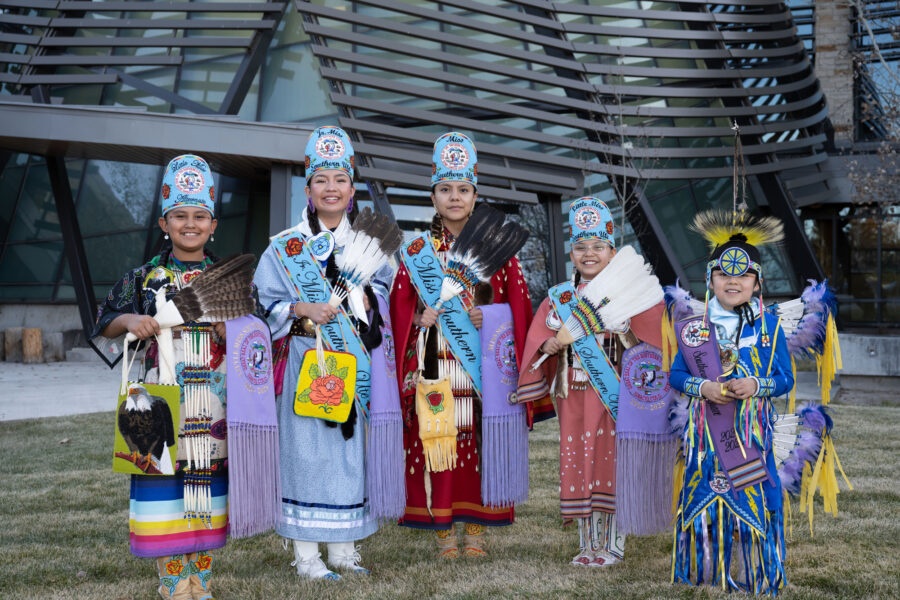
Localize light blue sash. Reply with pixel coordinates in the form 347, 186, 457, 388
271, 231, 371, 421
399, 232, 482, 396
549, 282, 619, 420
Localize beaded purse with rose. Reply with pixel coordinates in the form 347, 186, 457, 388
294, 329, 357, 423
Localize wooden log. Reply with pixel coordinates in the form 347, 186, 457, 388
4, 327, 22, 362
23, 327, 43, 363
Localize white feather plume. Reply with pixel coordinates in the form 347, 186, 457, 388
530, 246, 663, 371
570, 245, 663, 334
328, 208, 402, 314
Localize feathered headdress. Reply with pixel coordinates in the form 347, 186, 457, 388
690, 210, 784, 253
689, 123, 786, 345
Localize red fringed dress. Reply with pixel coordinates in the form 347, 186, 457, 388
390, 228, 551, 529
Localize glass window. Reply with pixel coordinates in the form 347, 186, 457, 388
177, 56, 241, 112
0, 156, 28, 243
238, 70, 260, 121
260, 44, 335, 122
219, 188, 249, 218
272, 1, 309, 47
7, 161, 61, 243
76, 160, 160, 235
0, 240, 64, 284
208, 216, 246, 257
50, 84, 104, 106
651, 185, 708, 265
77, 232, 149, 285
102, 67, 177, 113
0, 285, 57, 301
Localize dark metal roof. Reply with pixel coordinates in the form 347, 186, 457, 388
0, 100, 312, 178
293, 0, 835, 284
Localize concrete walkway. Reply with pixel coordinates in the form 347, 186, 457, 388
0, 359, 837, 422
0, 361, 124, 421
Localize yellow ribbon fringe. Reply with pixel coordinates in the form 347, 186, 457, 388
661, 313, 678, 372
816, 315, 842, 405
797, 433, 853, 536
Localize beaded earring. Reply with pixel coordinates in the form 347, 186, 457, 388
307, 197, 316, 213
347, 197, 354, 214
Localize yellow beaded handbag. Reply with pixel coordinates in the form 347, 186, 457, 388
294, 327, 357, 423
414, 328, 458, 472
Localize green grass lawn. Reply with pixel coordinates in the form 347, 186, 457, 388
1, 403, 897, 599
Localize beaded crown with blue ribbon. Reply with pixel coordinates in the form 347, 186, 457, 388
161, 154, 215, 216
305, 125, 354, 182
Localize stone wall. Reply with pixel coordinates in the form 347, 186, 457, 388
815, 1, 854, 142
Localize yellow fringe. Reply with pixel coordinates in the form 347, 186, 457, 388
798, 433, 853, 535
661, 314, 678, 371
422, 438, 458, 473
816, 314, 842, 405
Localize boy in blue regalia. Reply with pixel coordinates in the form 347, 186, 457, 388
667, 210, 794, 595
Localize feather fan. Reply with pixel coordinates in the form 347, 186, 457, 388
530, 246, 663, 371
690, 209, 784, 249
328, 207, 403, 323
124, 253, 256, 343
436, 205, 529, 308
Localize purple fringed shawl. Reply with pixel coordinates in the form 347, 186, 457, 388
225, 316, 280, 538
615, 343, 678, 535
479, 303, 529, 508
365, 295, 406, 521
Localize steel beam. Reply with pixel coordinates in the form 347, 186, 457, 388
219, 1, 288, 116
46, 155, 98, 338
269, 163, 292, 236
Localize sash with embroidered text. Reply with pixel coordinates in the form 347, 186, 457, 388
548, 282, 620, 420
399, 232, 482, 396
675, 316, 769, 491
271, 231, 371, 421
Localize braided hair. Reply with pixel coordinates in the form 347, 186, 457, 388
306, 203, 384, 439
429, 212, 444, 245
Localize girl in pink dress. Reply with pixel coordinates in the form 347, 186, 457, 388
517, 197, 662, 567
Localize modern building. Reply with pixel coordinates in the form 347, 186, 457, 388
0, 0, 896, 346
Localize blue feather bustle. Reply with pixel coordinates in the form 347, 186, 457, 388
776, 403, 833, 495
767, 280, 837, 359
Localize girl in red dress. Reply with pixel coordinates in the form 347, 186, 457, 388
390, 132, 547, 559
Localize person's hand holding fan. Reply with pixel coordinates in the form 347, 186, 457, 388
328, 207, 403, 324
124, 253, 257, 345
531, 246, 663, 371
